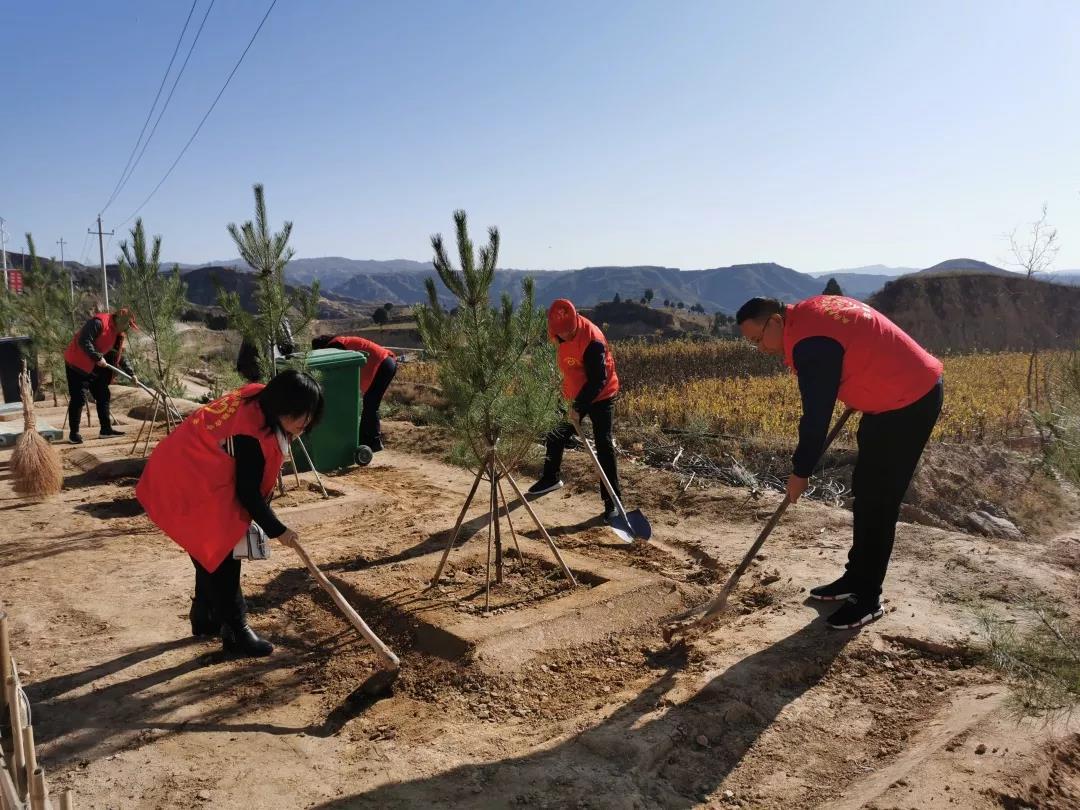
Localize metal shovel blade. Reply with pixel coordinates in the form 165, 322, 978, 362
610, 508, 652, 543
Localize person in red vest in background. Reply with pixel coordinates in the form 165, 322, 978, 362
311, 334, 397, 452
137, 369, 324, 657
63, 307, 139, 444
737, 295, 943, 630
527, 299, 623, 522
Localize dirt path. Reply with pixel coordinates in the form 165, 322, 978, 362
1, 415, 1078, 808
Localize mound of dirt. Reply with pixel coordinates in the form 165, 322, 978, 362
905, 443, 1076, 540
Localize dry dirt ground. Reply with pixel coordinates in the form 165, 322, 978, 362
2, 407, 1079, 809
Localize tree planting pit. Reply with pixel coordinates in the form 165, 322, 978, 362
325, 540, 706, 673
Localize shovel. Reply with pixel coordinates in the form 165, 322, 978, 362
290, 538, 401, 695
572, 421, 651, 544
663, 408, 854, 643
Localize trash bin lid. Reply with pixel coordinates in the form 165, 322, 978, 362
295, 348, 367, 369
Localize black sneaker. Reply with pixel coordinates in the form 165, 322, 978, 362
526, 478, 563, 498
69, 433, 84, 445
809, 576, 856, 602
99, 427, 125, 437
601, 505, 619, 522
826, 598, 884, 630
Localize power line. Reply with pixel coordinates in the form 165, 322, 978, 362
100, 0, 200, 215
116, 0, 280, 229
105, 0, 217, 216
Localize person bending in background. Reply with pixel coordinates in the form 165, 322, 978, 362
311, 334, 397, 452
63, 306, 139, 443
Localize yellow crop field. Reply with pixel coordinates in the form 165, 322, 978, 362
618, 347, 1048, 443
399, 340, 1054, 443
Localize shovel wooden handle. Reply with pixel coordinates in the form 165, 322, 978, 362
670, 408, 855, 635
571, 421, 630, 524
290, 541, 400, 672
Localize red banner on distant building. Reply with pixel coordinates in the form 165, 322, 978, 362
6, 270, 23, 293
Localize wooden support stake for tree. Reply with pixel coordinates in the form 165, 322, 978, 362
497, 459, 577, 587
288, 447, 302, 490
135, 395, 161, 458
61, 788, 75, 810
22, 726, 36, 797
4, 677, 26, 800
496, 474, 524, 572
0, 761, 22, 810
491, 456, 503, 584
430, 463, 486, 587
28, 766, 48, 810
0, 612, 9, 717
292, 438, 328, 499
484, 453, 495, 612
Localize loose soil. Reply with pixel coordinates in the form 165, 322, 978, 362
1, 405, 1078, 808
436, 551, 592, 615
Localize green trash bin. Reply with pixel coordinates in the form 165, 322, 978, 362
283, 348, 368, 472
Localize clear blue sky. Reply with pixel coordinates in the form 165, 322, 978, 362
4, 0, 1080, 272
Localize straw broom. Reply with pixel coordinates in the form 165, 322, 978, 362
11, 361, 63, 498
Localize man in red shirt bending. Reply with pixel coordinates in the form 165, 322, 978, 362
63, 307, 139, 443
311, 334, 397, 452
527, 299, 623, 523
737, 295, 943, 630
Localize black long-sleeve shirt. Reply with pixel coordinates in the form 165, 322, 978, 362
573, 340, 609, 412
77, 317, 133, 375
232, 434, 287, 538
791, 336, 844, 478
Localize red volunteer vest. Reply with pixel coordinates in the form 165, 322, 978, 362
555, 315, 620, 403
782, 296, 943, 414
63, 313, 126, 373
328, 336, 395, 394
136, 384, 285, 572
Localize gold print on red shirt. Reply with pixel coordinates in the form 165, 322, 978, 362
192, 390, 243, 431
818, 296, 872, 325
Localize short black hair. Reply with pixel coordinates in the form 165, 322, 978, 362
249, 369, 325, 435
311, 335, 336, 350
735, 297, 785, 325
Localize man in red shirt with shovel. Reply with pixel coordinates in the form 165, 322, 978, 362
62, 307, 139, 443
527, 299, 623, 523
737, 295, 943, 630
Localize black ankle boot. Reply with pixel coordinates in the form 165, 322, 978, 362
221, 622, 274, 657
189, 599, 218, 637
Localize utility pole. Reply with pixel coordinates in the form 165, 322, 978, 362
58, 236, 73, 308
0, 217, 8, 291
89, 215, 114, 309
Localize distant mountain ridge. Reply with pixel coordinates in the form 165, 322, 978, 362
813, 264, 917, 278
150, 255, 1080, 314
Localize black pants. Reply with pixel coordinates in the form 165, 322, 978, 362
847, 380, 943, 601
191, 555, 246, 627
542, 397, 621, 509
66, 363, 111, 434
360, 357, 397, 449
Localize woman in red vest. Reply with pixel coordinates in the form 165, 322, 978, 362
737, 295, 943, 630
311, 334, 397, 451
527, 299, 623, 522
136, 370, 325, 657
62, 307, 139, 443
